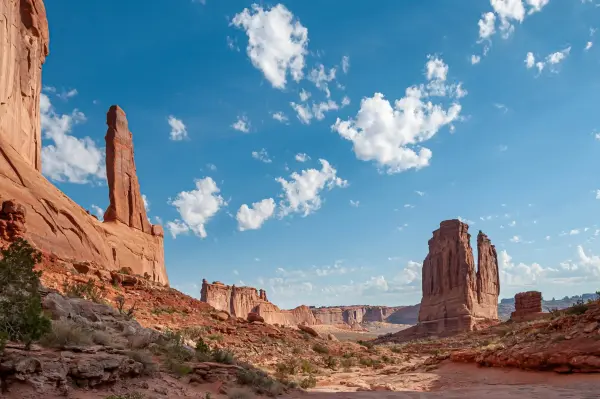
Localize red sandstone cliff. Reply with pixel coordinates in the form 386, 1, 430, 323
0, 0, 168, 284
311, 305, 416, 326
201, 280, 317, 326
418, 220, 499, 333
0, 0, 48, 172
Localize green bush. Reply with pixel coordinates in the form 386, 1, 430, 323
324, 356, 337, 370
212, 348, 235, 364
127, 350, 157, 375
63, 278, 105, 303
0, 239, 51, 348
236, 367, 284, 396
300, 359, 317, 374
300, 375, 317, 389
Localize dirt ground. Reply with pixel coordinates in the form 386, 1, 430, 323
285, 362, 600, 398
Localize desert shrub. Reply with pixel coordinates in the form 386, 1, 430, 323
127, 350, 157, 376
39, 319, 92, 348
63, 278, 105, 303
208, 333, 224, 342
212, 348, 235, 364
275, 359, 299, 376
115, 295, 136, 320
390, 345, 403, 354
357, 340, 374, 349
195, 337, 210, 354
359, 357, 373, 367
299, 375, 317, 389
236, 367, 284, 396
180, 326, 208, 341
92, 330, 111, 346
151, 306, 178, 315
340, 357, 355, 370
227, 388, 255, 399
566, 300, 589, 315
312, 343, 329, 354
0, 239, 51, 348
127, 333, 154, 349
292, 347, 301, 354
300, 359, 317, 374
324, 356, 337, 370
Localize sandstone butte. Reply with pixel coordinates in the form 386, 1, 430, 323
200, 279, 317, 326
418, 219, 500, 334
311, 305, 418, 326
511, 290, 548, 322
0, 0, 168, 284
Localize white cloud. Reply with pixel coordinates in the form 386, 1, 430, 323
251, 148, 273, 163
308, 64, 337, 97
526, 0, 550, 14
341, 55, 350, 74
56, 88, 78, 101
525, 52, 536, 68
570, 229, 580, 235
478, 12, 497, 40
236, 198, 276, 231
312, 100, 339, 120
272, 111, 288, 123
491, 0, 525, 37
349, 200, 360, 207
276, 159, 347, 217
142, 194, 150, 212
295, 153, 310, 162
90, 204, 104, 220
206, 163, 217, 171
290, 102, 313, 124
299, 89, 311, 102
510, 235, 521, 243
415, 191, 425, 196
168, 115, 188, 141
471, 54, 481, 64
508, 220, 516, 227
458, 216, 475, 225
40, 93, 106, 184
545, 235, 551, 240
332, 56, 463, 174
167, 177, 226, 238
341, 96, 351, 107
526, 47, 571, 74
404, 204, 415, 209
231, 4, 308, 89
585, 41, 593, 51
232, 116, 250, 133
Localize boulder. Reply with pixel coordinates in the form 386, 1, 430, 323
298, 324, 319, 337
247, 312, 264, 323
212, 311, 230, 321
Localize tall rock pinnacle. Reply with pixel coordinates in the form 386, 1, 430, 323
418, 219, 499, 333
103, 105, 152, 233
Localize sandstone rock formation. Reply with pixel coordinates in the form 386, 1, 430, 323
104, 106, 151, 233
0, 0, 49, 172
418, 220, 499, 334
201, 279, 317, 326
511, 291, 545, 322
0, 0, 168, 284
311, 305, 415, 326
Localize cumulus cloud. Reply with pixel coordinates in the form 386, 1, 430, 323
585, 41, 593, 51
525, 47, 570, 74
40, 93, 106, 184
167, 177, 226, 238
471, 55, 481, 65
272, 111, 288, 123
295, 153, 310, 162
349, 200, 360, 207
142, 194, 150, 212
308, 64, 337, 97
231, 4, 308, 89
251, 148, 273, 163
232, 116, 250, 133
290, 100, 340, 124
341, 56, 350, 74
478, 12, 497, 40
168, 116, 188, 141
277, 159, 347, 217
331, 56, 463, 174
236, 198, 276, 231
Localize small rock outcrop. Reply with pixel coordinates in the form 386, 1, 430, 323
418, 220, 500, 334
0, 199, 27, 241
511, 291, 545, 322
104, 106, 152, 234
200, 279, 317, 326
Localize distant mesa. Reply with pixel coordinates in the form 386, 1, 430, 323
0, 0, 168, 284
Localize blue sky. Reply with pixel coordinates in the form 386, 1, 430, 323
39, 0, 600, 309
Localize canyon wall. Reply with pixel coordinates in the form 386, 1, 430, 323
0, 0, 168, 284
418, 220, 499, 334
312, 305, 415, 326
201, 280, 317, 326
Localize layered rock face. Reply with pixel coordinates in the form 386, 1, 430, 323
0, 0, 168, 284
418, 220, 499, 334
0, 0, 49, 172
312, 305, 412, 326
201, 280, 317, 326
511, 291, 544, 322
